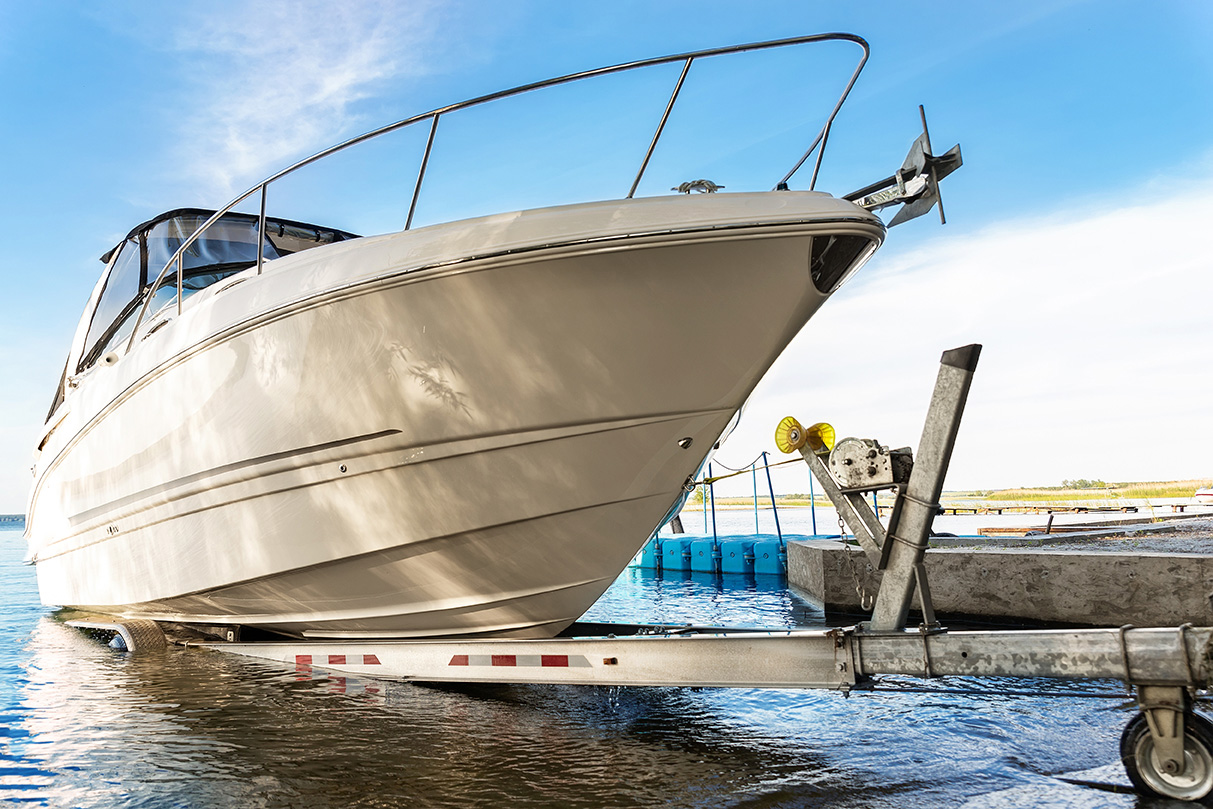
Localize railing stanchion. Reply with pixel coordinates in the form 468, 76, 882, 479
763, 451, 783, 545
627, 57, 692, 199
752, 461, 759, 533
809, 462, 818, 535
708, 463, 717, 541
406, 114, 440, 230
257, 185, 268, 276
781, 38, 869, 191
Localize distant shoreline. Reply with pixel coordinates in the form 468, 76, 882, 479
695, 478, 1212, 509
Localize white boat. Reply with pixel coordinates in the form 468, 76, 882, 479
24, 35, 958, 639
1197, 488, 1213, 504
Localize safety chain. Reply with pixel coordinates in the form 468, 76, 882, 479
839, 515, 874, 611
708, 453, 765, 473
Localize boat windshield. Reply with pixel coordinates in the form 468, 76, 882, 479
58, 210, 356, 410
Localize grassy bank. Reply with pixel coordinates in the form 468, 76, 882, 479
966, 479, 1210, 502
693, 479, 1211, 509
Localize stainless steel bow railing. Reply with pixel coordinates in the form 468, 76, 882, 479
127, 33, 869, 351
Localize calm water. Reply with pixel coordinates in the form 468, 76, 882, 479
0, 519, 1170, 808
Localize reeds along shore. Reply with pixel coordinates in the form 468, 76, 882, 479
696, 479, 1212, 509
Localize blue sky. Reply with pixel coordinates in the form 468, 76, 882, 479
1, 1, 1211, 511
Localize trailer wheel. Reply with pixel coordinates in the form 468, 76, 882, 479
121, 619, 167, 652
1121, 711, 1213, 801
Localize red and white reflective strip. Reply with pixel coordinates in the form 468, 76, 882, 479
448, 654, 591, 668
295, 653, 381, 667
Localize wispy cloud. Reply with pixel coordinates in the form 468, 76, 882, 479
716, 168, 1213, 491
166, 0, 441, 201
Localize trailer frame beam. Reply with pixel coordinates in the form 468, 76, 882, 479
194, 623, 1213, 693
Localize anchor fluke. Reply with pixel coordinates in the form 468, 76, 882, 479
845, 105, 962, 227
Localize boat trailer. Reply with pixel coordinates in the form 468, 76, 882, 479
68, 344, 1213, 801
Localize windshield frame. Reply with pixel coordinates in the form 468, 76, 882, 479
46, 209, 357, 421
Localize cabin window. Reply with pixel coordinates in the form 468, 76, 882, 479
45, 362, 68, 424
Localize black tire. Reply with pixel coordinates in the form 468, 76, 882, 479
1121, 711, 1213, 801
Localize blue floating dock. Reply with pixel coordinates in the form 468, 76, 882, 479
637, 537, 661, 569
719, 539, 755, 574
637, 533, 841, 578
752, 538, 786, 575
660, 537, 694, 572
689, 539, 720, 573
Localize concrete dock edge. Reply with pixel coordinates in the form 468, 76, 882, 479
787, 539, 1213, 626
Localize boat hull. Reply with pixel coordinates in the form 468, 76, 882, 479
27, 193, 884, 638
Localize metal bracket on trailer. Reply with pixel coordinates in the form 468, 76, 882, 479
1138, 685, 1190, 776
867, 344, 979, 631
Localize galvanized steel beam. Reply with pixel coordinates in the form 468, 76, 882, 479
868, 344, 980, 631
855, 626, 1212, 687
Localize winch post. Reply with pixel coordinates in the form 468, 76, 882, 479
868, 344, 980, 631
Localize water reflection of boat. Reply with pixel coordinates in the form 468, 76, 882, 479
25, 34, 955, 639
